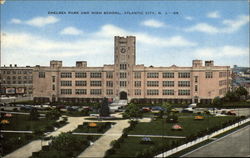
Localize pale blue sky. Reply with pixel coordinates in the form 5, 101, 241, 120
1, 0, 249, 67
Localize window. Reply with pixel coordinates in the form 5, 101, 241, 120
61, 72, 72, 78
61, 89, 72, 94
178, 81, 190, 87
23, 71, 27, 74
39, 72, 45, 78
106, 89, 113, 95
162, 90, 174, 95
28, 80, 32, 84
90, 89, 102, 95
147, 72, 159, 78
12, 76, 16, 80
134, 89, 141, 95
134, 72, 141, 78
75, 89, 87, 95
120, 64, 127, 70
163, 72, 174, 78
134, 81, 141, 87
52, 85, 55, 90
90, 81, 102, 86
178, 90, 190, 95
120, 81, 127, 87
120, 72, 127, 78
61, 81, 72, 86
52, 76, 56, 82
219, 80, 227, 86
147, 81, 159, 87
90, 72, 102, 78
12, 81, 16, 84
219, 72, 227, 78
106, 81, 113, 87
195, 85, 198, 92
205, 72, 213, 78
195, 76, 198, 83
178, 72, 190, 78
163, 81, 174, 87
12, 71, 16, 74
106, 72, 113, 78
23, 76, 27, 80
18, 71, 22, 74
147, 89, 159, 95
7, 71, 10, 74
75, 72, 87, 78
7, 76, 11, 80
75, 81, 87, 86
18, 76, 22, 79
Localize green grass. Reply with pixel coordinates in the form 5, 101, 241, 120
1, 133, 39, 156
107, 115, 237, 157
31, 135, 93, 158
128, 116, 236, 136
108, 137, 178, 158
1, 114, 65, 131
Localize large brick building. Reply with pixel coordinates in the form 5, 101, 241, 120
31, 36, 231, 104
33, 36, 231, 102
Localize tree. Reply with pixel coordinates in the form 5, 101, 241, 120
29, 108, 39, 120
51, 133, 84, 151
212, 96, 222, 106
235, 86, 248, 98
224, 91, 240, 102
99, 97, 110, 117
162, 102, 172, 116
122, 103, 142, 120
46, 109, 61, 120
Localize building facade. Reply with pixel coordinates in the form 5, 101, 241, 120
31, 36, 231, 104
0, 64, 33, 97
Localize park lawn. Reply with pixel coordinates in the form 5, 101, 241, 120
1, 114, 60, 131
73, 122, 115, 133
31, 135, 98, 158
1, 133, 39, 156
108, 137, 178, 158
128, 116, 236, 136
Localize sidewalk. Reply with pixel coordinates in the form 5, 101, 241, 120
77, 120, 130, 158
3, 116, 86, 158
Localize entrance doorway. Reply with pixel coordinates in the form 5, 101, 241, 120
119, 91, 127, 100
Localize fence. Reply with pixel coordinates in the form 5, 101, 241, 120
155, 117, 250, 157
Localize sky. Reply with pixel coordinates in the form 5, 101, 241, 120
0, 0, 249, 67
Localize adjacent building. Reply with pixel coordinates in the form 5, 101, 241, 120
31, 36, 231, 104
0, 64, 33, 97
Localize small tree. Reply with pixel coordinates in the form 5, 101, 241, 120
122, 103, 142, 120
235, 86, 248, 98
29, 108, 39, 121
212, 96, 222, 107
46, 109, 61, 120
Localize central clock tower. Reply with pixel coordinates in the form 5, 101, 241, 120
114, 36, 136, 101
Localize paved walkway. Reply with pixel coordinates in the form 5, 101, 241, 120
73, 132, 185, 138
77, 120, 130, 158
3, 116, 86, 158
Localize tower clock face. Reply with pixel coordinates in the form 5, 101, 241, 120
120, 48, 126, 53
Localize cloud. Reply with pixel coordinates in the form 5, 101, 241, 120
185, 23, 219, 34
207, 11, 221, 18
185, 15, 249, 34
96, 24, 197, 47
26, 16, 59, 27
194, 46, 249, 59
60, 27, 83, 35
185, 16, 194, 21
10, 18, 22, 24
10, 16, 59, 27
141, 19, 166, 28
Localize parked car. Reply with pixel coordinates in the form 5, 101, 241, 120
142, 107, 151, 112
